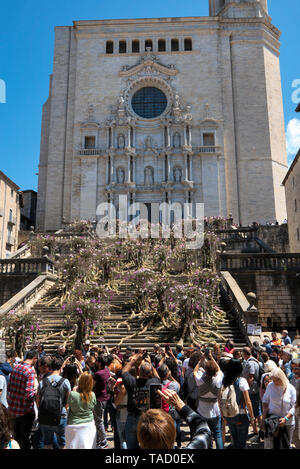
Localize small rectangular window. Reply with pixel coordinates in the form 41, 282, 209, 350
132, 40, 140, 53
85, 136, 96, 149
119, 41, 127, 54
145, 40, 153, 52
203, 133, 215, 146
297, 228, 300, 241
171, 39, 179, 52
184, 38, 192, 51
158, 39, 166, 52
106, 41, 114, 54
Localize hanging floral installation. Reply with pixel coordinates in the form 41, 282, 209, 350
1, 218, 227, 350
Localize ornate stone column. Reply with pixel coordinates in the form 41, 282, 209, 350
127, 154, 131, 183
184, 153, 189, 181
184, 126, 188, 147
110, 153, 115, 183
167, 153, 172, 181
127, 126, 131, 149
189, 153, 193, 181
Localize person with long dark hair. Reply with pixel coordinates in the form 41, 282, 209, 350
221, 359, 255, 449
0, 404, 20, 450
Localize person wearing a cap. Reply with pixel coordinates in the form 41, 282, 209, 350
262, 337, 273, 356
82, 341, 91, 359
282, 330, 292, 346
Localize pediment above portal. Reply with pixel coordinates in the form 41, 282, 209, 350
120, 54, 178, 78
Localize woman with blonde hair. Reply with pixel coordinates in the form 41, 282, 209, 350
65, 372, 97, 449
262, 368, 296, 449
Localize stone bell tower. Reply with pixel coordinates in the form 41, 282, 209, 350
209, 0, 269, 18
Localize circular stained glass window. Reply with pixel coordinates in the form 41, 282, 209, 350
131, 87, 167, 119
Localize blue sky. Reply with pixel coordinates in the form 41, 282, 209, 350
0, 0, 300, 191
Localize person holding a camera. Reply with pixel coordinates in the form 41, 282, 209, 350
121, 350, 160, 449
193, 349, 224, 449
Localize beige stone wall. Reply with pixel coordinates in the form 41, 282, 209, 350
284, 154, 300, 252
37, 14, 288, 232
0, 173, 20, 258
233, 271, 300, 330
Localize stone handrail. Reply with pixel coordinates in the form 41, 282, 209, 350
215, 227, 257, 241
0, 257, 56, 275
0, 273, 57, 319
220, 253, 300, 272
7, 244, 32, 259
220, 271, 252, 347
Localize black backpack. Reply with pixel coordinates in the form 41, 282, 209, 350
38, 377, 65, 426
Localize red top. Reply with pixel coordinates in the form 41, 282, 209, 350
7, 363, 36, 417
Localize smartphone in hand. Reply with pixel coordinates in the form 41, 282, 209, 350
149, 384, 162, 409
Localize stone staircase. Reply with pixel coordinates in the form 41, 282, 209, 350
30, 280, 247, 354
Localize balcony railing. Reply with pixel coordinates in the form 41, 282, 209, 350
220, 253, 300, 272
79, 148, 102, 156
0, 258, 56, 275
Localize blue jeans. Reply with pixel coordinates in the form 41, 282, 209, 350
39, 417, 67, 449
125, 414, 140, 449
206, 415, 224, 450
226, 414, 250, 449
116, 409, 127, 450
249, 393, 262, 418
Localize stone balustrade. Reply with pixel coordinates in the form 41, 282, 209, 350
0, 258, 56, 275
220, 272, 253, 345
0, 274, 57, 319
215, 227, 257, 241
220, 253, 300, 272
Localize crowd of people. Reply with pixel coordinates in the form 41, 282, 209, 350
0, 330, 300, 451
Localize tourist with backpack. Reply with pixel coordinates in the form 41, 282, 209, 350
220, 359, 255, 449
36, 356, 71, 450
193, 351, 224, 449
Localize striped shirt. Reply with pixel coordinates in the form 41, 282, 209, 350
7, 362, 36, 417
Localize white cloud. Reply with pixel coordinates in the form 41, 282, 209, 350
286, 118, 300, 165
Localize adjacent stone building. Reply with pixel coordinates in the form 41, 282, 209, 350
283, 149, 300, 253
20, 190, 37, 230
37, 0, 288, 232
0, 171, 21, 258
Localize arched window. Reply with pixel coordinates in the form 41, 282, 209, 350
158, 39, 166, 52
145, 39, 153, 51
106, 41, 114, 54
171, 39, 179, 52
132, 40, 140, 53
119, 41, 127, 54
184, 38, 192, 51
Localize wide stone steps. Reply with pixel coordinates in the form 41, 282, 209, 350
28, 278, 248, 353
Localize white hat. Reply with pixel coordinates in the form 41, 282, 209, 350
85, 340, 91, 345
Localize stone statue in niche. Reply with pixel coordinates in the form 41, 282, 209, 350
174, 167, 182, 183
174, 93, 181, 110
118, 134, 125, 149
117, 168, 125, 184
144, 136, 153, 150
118, 96, 125, 109
173, 133, 181, 148
145, 167, 154, 185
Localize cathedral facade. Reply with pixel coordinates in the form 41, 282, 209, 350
37, 0, 288, 232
